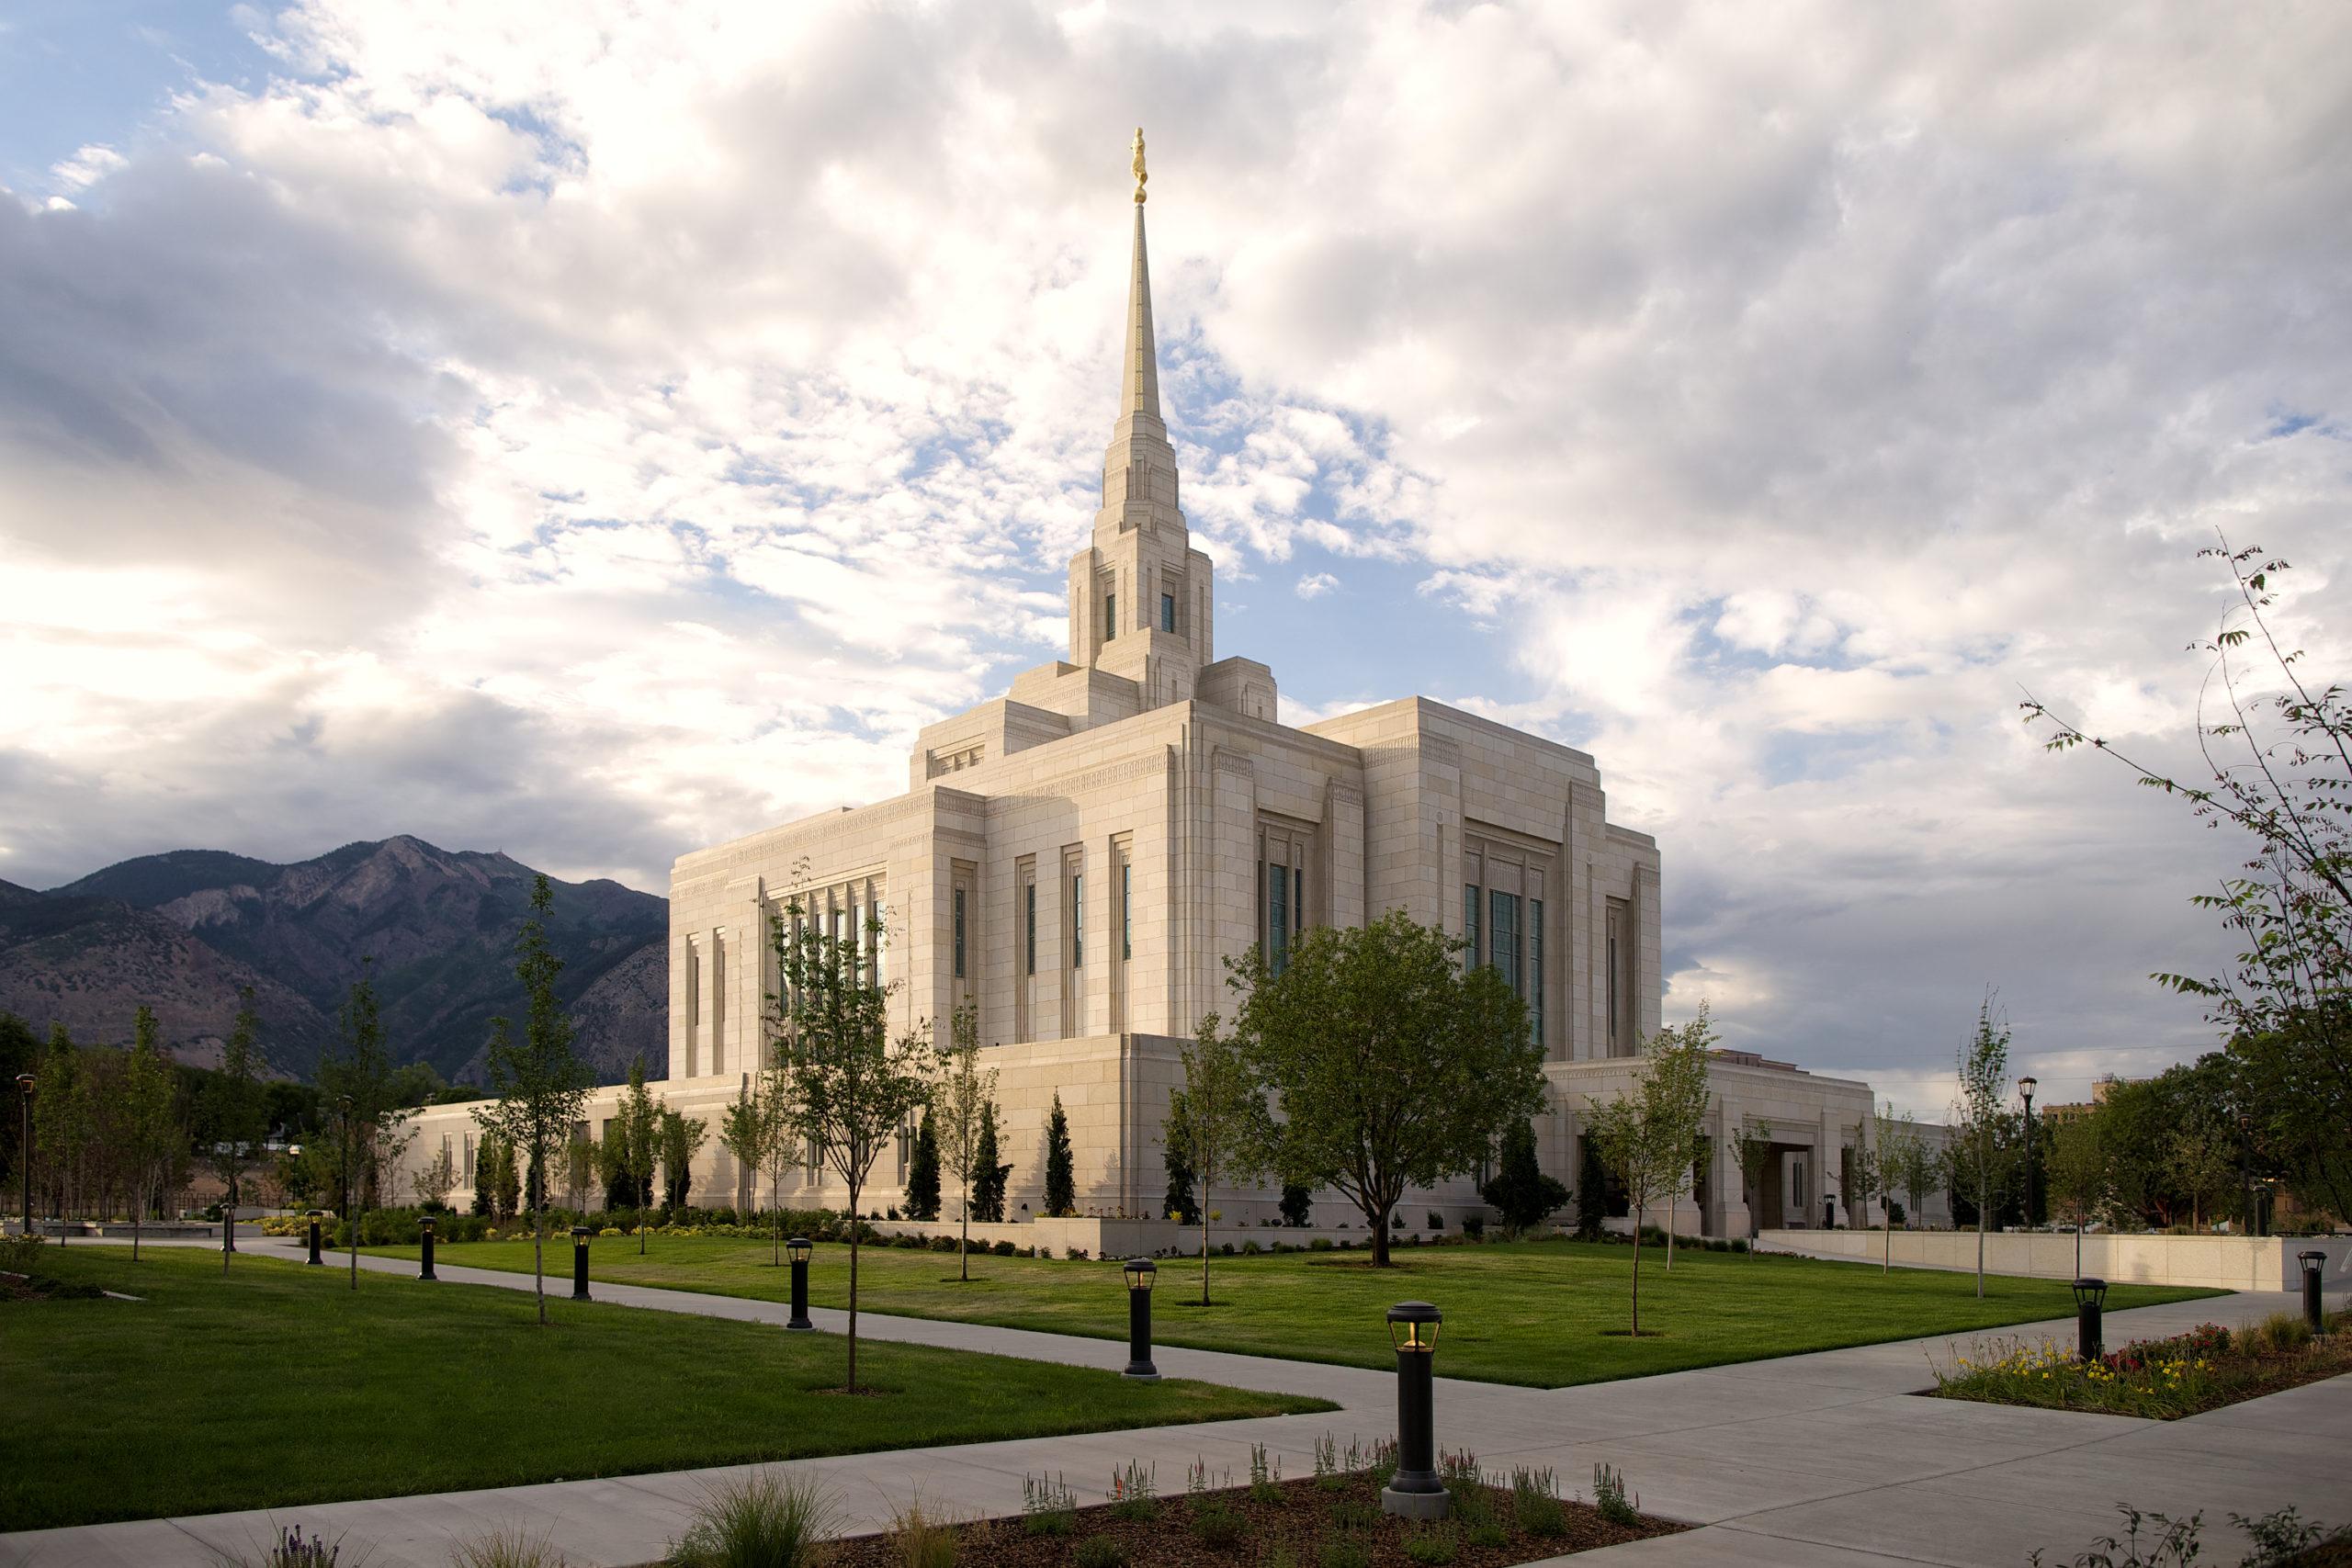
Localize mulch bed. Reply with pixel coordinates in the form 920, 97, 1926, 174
0, 1269, 107, 1303
828, 1473, 1683, 1568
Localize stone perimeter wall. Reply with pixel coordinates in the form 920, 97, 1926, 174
1758, 1227, 2352, 1292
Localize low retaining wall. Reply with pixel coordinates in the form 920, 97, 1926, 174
868, 1216, 1449, 1258
1758, 1227, 2352, 1292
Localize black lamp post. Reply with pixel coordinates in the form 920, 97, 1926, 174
2018, 1077, 2037, 1229
571, 1224, 593, 1301
419, 1214, 437, 1281
786, 1235, 814, 1331
2300, 1250, 2327, 1337
1381, 1301, 1447, 1520
1122, 1257, 1159, 1380
305, 1207, 324, 1267
2072, 1277, 2108, 1362
16, 1072, 35, 1239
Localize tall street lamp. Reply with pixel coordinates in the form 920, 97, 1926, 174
2018, 1077, 2038, 1231
1380, 1302, 1447, 1520
1121, 1257, 1159, 1380
16, 1072, 34, 1240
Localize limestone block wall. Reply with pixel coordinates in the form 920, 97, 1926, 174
1760, 1229, 2352, 1292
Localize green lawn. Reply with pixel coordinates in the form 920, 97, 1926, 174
0, 1247, 1331, 1533
364, 1232, 2221, 1389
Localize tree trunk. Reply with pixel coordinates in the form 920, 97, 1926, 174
846, 1186, 862, 1393
960, 1180, 970, 1282
639, 1179, 647, 1255
1883, 1204, 1892, 1272
131, 1178, 141, 1261
1371, 1202, 1391, 1267
534, 1211, 547, 1325
1629, 1199, 1642, 1336
1975, 1205, 1986, 1300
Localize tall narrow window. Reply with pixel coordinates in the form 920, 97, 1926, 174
953, 887, 967, 979
1530, 898, 1545, 1044
1607, 935, 1620, 1050
1070, 870, 1083, 968
1104, 592, 1115, 637
1160, 592, 1175, 633
1268, 855, 1289, 975
1463, 885, 1481, 970
1122, 862, 1133, 961
1025, 882, 1037, 976
1490, 890, 1521, 997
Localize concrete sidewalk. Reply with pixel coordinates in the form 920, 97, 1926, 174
5, 1238, 2342, 1568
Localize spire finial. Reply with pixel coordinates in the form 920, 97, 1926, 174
1131, 127, 1148, 204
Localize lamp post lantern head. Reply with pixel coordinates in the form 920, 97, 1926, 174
419, 1215, 435, 1233
2071, 1277, 2109, 1310
786, 1235, 813, 1265
571, 1224, 592, 1241
1387, 1300, 1442, 1353
1124, 1256, 1158, 1293
2300, 1249, 2326, 1280
15, 1072, 33, 1097
2018, 1076, 2037, 1101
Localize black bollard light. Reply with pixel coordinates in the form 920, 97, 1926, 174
2073, 1277, 2109, 1362
786, 1235, 814, 1331
306, 1209, 324, 1267
571, 1225, 593, 1301
419, 1215, 437, 1281
1122, 1257, 1159, 1381
1381, 1301, 1448, 1520
2300, 1250, 2327, 1337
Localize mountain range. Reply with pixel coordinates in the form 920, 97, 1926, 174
0, 837, 670, 1084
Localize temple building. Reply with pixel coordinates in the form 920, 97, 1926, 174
401, 141, 1923, 1241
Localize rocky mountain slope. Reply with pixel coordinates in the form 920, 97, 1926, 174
1, 838, 669, 1083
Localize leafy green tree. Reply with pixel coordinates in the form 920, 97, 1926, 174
1278, 1182, 1313, 1227
1648, 1008, 1717, 1270
1163, 1012, 1271, 1304
1949, 996, 2016, 1299
658, 1105, 708, 1211
1730, 1116, 1773, 1244
1480, 1116, 1568, 1236
1894, 1119, 1943, 1235
766, 894, 938, 1394
2023, 538, 2350, 1225
120, 1007, 180, 1262
933, 1002, 997, 1276
0, 1012, 34, 1213
1163, 1120, 1196, 1225
34, 1025, 89, 1245
1042, 1092, 1076, 1219
320, 961, 416, 1252
903, 1105, 941, 1222
619, 1055, 658, 1249
471, 874, 597, 1325
971, 1101, 1009, 1223
1573, 1137, 1610, 1240
2166, 1115, 2236, 1231
199, 990, 268, 1270
1232, 910, 1541, 1267
2043, 1112, 2110, 1277
1865, 1103, 1917, 1272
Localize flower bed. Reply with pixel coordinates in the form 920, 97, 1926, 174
824, 1446, 1682, 1568
1928, 1309, 2352, 1419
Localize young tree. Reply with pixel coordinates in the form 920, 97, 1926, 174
932, 1002, 997, 1279
199, 990, 267, 1271
1234, 911, 1542, 1267
2044, 1112, 2110, 1278
1730, 1116, 1773, 1246
1042, 1092, 1076, 1218
1585, 1015, 1713, 1332
1480, 1116, 1569, 1237
563, 1133, 594, 1213
1894, 1122, 1943, 1236
1949, 996, 2015, 1299
413, 1142, 458, 1212
120, 1007, 180, 1263
1573, 1137, 1610, 1240
619, 1055, 659, 1250
488, 1134, 522, 1224
33, 1025, 89, 1245
471, 874, 597, 1325
1163, 1012, 1271, 1305
755, 1062, 799, 1264
320, 961, 416, 1273
1163, 1122, 1197, 1224
2166, 1116, 2235, 1231
717, 1077, 763, 1217
658, 1105, 708, 1211
766, 896, 937, 1394
1865, 1103, 1916, 1273
903, 1105, 941, 1222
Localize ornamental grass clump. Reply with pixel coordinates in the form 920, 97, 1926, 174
666, 1473, 834, 1568
1510, 1467, 1568, 1538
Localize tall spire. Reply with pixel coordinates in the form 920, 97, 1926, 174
1095, 128, 1180, 543
1118, 197, 1162, 426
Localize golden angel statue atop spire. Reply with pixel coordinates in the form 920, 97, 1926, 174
1131, 126, 1148, 204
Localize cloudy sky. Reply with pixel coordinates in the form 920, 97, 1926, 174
3, 2, 2347, 1112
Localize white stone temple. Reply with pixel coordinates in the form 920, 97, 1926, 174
402, 144, 1932, 1241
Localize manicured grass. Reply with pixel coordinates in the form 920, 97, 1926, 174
366, 1231, 2221, 1389
0, 1247, 1331, 1532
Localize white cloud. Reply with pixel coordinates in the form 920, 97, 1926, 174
2, 0, 2347, 1111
